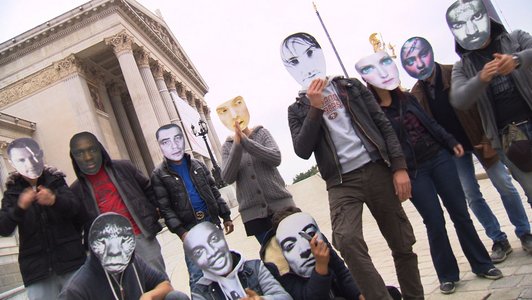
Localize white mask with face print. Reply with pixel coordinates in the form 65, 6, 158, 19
446, 0, 491, 50
355, 51, 400, 91
157, 125, 186, 162
281, 32, 326, 89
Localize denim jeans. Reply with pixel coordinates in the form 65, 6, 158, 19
26, 270, 76, 300
454, 152, 530, 241
135, 234, 166, 275
184, 247, 204, 289
410, 150, 494, 283
497, 121, 532, 206
328, 161, 423, 300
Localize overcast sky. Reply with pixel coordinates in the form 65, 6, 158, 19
1, 0, 530, 183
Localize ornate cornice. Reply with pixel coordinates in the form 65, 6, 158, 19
105, 30, 133, 56
0, 55, 85, 109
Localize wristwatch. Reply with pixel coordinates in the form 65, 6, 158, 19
512, 54, 521, 69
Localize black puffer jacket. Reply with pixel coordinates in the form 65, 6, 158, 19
0, 167, 86, 286
151, 154, 231, 237
288, 77, 406, 188
70, 141, 162, 238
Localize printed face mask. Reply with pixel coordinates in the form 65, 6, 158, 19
355, 51, 400, 90
281, 32, 326, 89
216, 96, 250, 132
276, 212, 323, 278
446, 0, 490, 50
8, 138, 44, 180
157, 125, 185, 162
89, 213, 136, 274
184, 222, 233, 277
70, 134, 103, 175
400, 37, 435, 80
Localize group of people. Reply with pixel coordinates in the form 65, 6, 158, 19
1, 0, 531, 299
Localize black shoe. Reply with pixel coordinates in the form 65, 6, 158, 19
490, 239, 512, 263
519, 233, 532, 252
440, 282, 455, 294
476, 268, 503, 280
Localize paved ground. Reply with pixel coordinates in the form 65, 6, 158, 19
160, 175, 532, 299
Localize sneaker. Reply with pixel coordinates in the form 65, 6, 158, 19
440, 282, 455, 294
490, 239, 512, 263
519, 233, 532, 252
476, 268, 503, 280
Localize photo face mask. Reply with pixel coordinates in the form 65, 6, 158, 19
400, 37, 435, 80
89, 213, 135, 274
446, 0, 490, 50
216, 96, 250, 132
70, 134, 103, 175
355, 51, 400, 90
281, 32, 326, 89
157, 125, 185, 162
184, 222, 233, 276
276, 212, 323, 278
8, 138, 44, 180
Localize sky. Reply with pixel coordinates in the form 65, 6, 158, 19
0, 0, 530, 183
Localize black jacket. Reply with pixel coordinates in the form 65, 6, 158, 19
151, 154, 231, 237
288, 77, 406, 188
0, 167, 86, 286
382, 93, 459, 176
70, 142, 162, 239
58, 253, 168, 299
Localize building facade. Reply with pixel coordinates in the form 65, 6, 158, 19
0, 0, 224, 293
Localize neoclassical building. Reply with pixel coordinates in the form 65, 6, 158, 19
0, 0, 224, 193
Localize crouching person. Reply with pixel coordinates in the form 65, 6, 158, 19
59, 213, 188, 300
184, 222, 292, 299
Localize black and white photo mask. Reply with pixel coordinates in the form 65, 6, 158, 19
8, 138, 44, 180
446, 0, 490, 50
276, 212, 323, 278
281, 32, 326, 89
156, 124, 186, 162
89, 213, 136, 274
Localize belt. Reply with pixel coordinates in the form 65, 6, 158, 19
195, 211, 206, 220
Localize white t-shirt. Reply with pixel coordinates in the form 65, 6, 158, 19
321, 82, 371, 174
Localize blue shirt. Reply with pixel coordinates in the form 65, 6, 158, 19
168, 159, 209, 216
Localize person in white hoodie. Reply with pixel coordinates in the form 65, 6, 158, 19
184, 222, 292, 300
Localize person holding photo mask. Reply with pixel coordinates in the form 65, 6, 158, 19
218, 96, 295, 245
1, 138, 86, 300
357, 53, 503, 294
283, 32, 423, 300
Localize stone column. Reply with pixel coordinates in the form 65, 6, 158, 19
196, 100, 222, 162
108, 84, 148, 175
122, 93, 155, 172
164, 74, 193, 153
55, 55, 105, 142
152, 63, 178, 124
134, 48, 170, 125
204, 106, 223, 160
105, 30, 162, 170
0, 141, 9, 194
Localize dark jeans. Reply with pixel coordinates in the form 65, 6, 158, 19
328, 161, 424, 300
410, 150, 494, 283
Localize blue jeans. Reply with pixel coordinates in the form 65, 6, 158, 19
26, 270, 76, 300
410, 150, 493, 283
454, 152, 530, 241
497, 121, 532, 206
184, 248, 204, 289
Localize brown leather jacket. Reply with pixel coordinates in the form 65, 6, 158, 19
411, 63, 499, 168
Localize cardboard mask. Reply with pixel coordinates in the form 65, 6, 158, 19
8, 138, 44, 180
216, 96, 250, 132
400, 37, 435, 80
355, 51, 400, 90
281, 32, 326, 89
276, 212, 324, 278
89, 213, 135, 274
184, 222, 233, 277
156, 124, 186, 162
446, 0, 490, 50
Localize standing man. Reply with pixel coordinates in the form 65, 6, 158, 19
151, 124, 233, 288
447, 0, 532, 213
282, 32, 423, 300
0, 138, 86, 299
404, 36, 532, 262
69, 131, 166, 274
